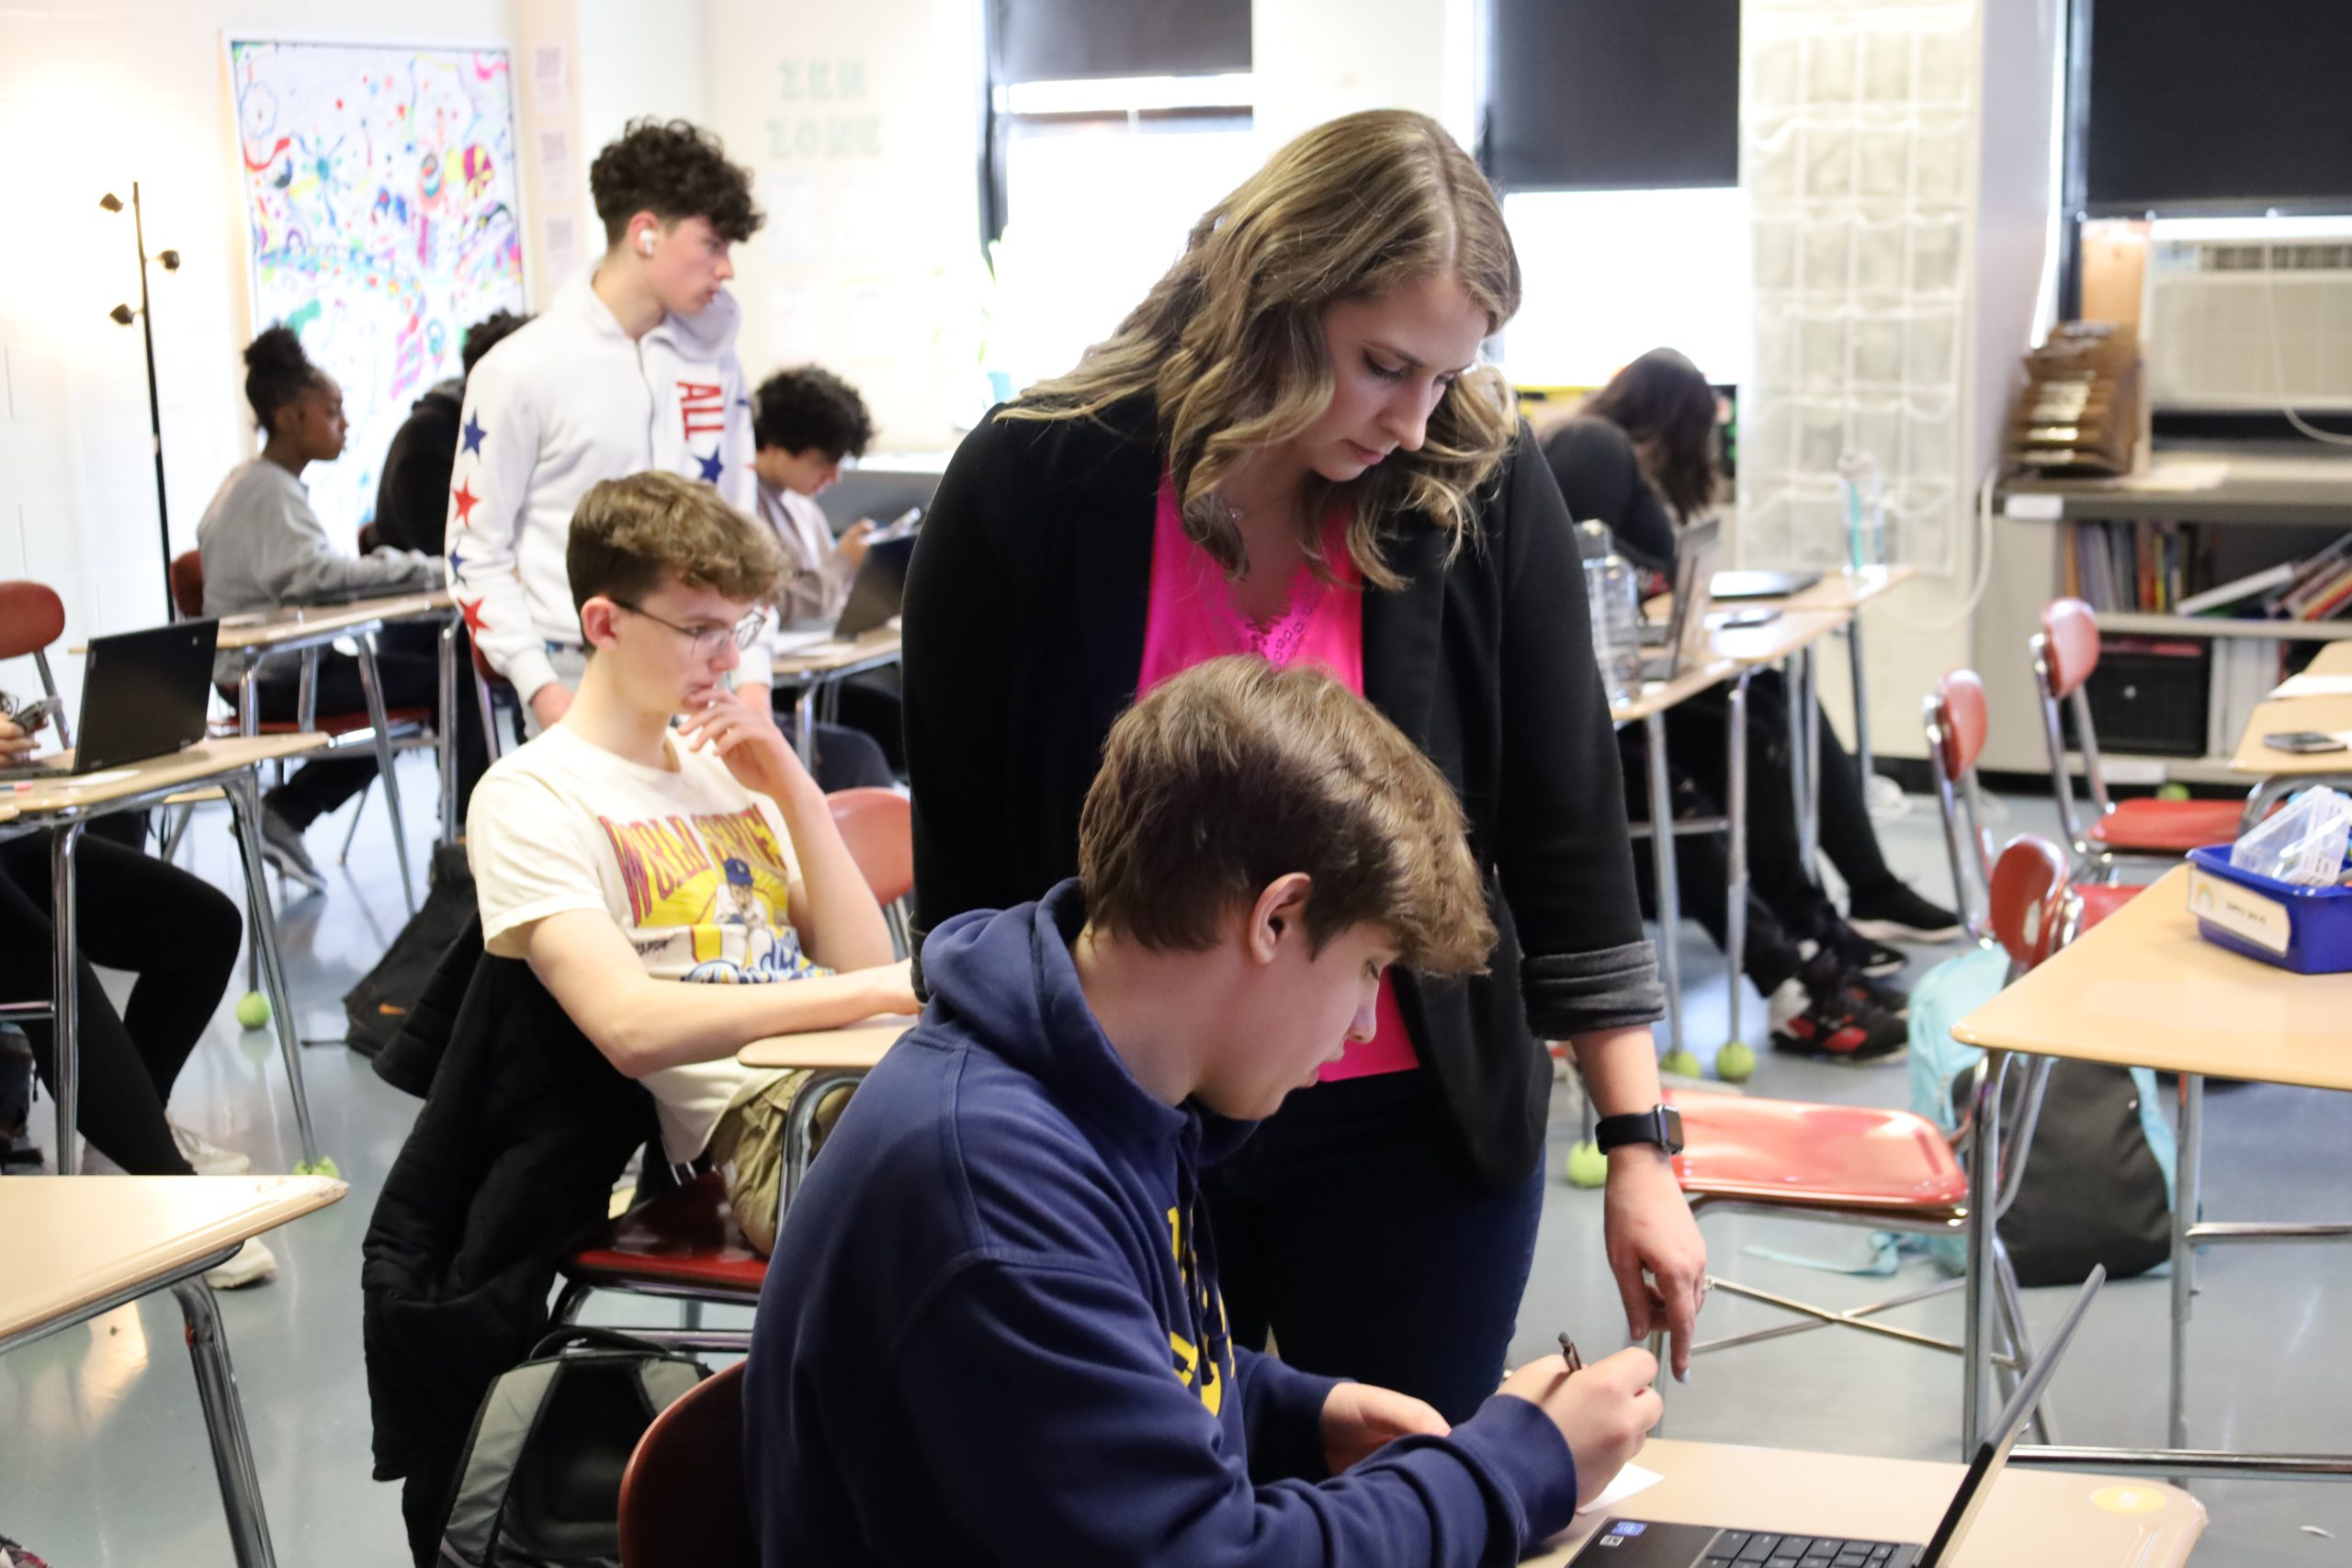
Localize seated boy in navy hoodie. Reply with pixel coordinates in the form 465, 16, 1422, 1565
746, 656, 1663, 1566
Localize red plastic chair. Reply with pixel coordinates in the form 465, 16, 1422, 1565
618, 1361, 754, 1568
0, 580, 73, 748
827, 786, 913, 955
553, 1171, 767, 1343
2030, 599, 2244, 873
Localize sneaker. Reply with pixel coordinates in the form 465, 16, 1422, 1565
1770, 980, 1907, 1066
170, 1118, 251, 1176
1847, 879, 1964, 944
203, 1236, 277, 1290
1798, 950, 1908, 1019
256, 801, 326, 894
1802, 918, 1909, 979
2, 1533, 54, 1568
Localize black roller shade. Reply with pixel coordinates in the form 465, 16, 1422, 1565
991, 0, 1251, 85
2085, 0, 2352, 211
1487, 0, 1739, 191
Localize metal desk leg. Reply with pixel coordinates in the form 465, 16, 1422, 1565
354, 634, 418, 915
1643, 711, 1685, 1066
436, 616, 460, 844
224, 774, 322, 1169
1725, 672, 1750, 1058
50, 821, 84, 1175
1962, 1051, 2001, 1455
1847, 616, 1875, 804
171, 1276, 279, 1568
1798, 646, 1823, 880
781, 1070, 864, 1213
238, 663, 261, 739
795, 681, 820, 770
2171, 1071, 2204, 1454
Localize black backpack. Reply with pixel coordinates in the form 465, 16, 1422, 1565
437, 1326, 707, 1568
345, 841, 478, 1058
1997, 1059, 2174, 1287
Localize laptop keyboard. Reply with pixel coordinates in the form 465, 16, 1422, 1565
1703, 1532, 1913, 1568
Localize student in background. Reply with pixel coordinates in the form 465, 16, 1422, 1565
198, 326, 481, 891
367, 310, 534, 556
464, 472, 916, 1258
904, 110, 1705, 1422
747, 658, 1663, 1566
448, 118, 767, 739
0, 713, 274, 1285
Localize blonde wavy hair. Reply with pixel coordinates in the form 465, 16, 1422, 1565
1004, 108, 1522, 590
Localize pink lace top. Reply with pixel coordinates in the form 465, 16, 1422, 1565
1136, 478, 1418, 1081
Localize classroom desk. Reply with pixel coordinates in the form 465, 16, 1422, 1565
738, 1015, 912, 1210
215, 590, 458, 914
2228, 691, 2352, 828
2305, 641, 2352, 680
1952, 866, 2352, 1481
1527, 1437, 2202, 1567
6, 734, 330, 1173
2, 1174, 345, 1568
769, 625, 903, 769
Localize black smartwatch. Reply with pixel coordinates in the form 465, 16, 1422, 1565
1594, 1105, 1685, 1156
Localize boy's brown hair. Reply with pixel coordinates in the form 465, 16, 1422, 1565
568, 471, 783, 618
1079, 657, 1496, 975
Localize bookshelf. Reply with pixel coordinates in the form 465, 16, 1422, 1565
1976, 446, 2352, 781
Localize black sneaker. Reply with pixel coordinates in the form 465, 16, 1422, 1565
1799, 950, 1908, 1018
257, 799, 326, 894
1770, 987, 1907, 1065
1810, 919, 1909, 978
1848, 879, 1963, 943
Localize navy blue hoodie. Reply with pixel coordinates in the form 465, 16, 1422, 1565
743, 882, 1583, 1566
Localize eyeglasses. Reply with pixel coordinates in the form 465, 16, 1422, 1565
612, 601, 765, 659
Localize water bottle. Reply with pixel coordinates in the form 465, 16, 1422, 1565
1836, 450, 1887, 571
1583, 551, 1643, 705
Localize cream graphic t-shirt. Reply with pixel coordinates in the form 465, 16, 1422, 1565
467, 724, 824, 1161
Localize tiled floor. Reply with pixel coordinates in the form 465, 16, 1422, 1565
4, 760, 2347, 1564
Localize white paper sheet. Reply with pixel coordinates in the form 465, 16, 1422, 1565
1577, 1461, 1665, 1517
2269, 672, 2352, 700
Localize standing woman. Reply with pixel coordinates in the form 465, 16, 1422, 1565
902, 109, 1706, 1418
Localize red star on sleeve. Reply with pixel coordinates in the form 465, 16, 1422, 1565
452, 479, 481, 526
458, 596, 490, 636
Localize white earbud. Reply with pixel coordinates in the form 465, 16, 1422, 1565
638, 231, 655, 257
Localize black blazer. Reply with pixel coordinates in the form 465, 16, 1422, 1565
901, 395, 1662, 1190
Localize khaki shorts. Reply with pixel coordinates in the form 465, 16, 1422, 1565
707, 1067, 857, 1257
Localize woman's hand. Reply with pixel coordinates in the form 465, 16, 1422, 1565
1320, 1382, 1450, 1473
674, 683, 815, 803
1601, 1146, 1707, 1382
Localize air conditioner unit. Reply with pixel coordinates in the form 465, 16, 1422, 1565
2143, 218, 2352, 413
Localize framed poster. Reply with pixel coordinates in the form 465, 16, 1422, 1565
226, 35, 528, 536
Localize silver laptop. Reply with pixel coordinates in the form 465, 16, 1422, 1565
1638, 518, 1724, 683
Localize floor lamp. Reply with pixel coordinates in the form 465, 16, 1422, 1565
102, 185, 179, 621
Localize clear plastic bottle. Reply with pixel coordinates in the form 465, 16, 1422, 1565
1583, 550, 1643, 705
1836, 450, 1887, 571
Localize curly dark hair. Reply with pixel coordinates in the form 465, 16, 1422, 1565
460, 310, 533, 377
1582, 347, 1723, 523
243, 324, 327, 436
588, 118, 763, 247
752, 366, 874, 460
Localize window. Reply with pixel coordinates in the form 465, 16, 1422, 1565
1499, 187, 1751, 389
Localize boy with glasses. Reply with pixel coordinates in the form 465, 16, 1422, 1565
464, 472, 918, 1252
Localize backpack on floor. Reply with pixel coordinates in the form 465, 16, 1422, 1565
1907, 945, 2177, 1286
437, 1325, 707, 1568
345, 841, 477, 1058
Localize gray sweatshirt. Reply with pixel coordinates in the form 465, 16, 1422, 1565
196, 457, 440, 681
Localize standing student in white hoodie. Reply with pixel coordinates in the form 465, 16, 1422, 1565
447, 118, 768, 738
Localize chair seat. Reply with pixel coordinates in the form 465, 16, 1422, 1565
564, 1171, 767, 1298
2076, 881, 2141, 931
2086, 797, 2242, 854
1670, 1094, 1969, 1212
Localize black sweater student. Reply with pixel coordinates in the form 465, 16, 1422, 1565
904, 111, 1708, 1422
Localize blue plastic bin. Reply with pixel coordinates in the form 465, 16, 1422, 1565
2184, 845, 2352, 975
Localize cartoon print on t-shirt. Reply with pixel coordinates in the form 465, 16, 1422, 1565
596, 806, 830, 985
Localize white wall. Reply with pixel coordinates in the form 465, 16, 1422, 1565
1254, 0, 1478, 150
0, 0, 517, 713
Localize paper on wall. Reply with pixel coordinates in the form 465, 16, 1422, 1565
531, 42, 569, 114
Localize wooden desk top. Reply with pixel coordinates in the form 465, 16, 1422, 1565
4, 733, 328, 816
213, 590, 449, 651
0, 1175, 345, 1345
1528, 1437, 2200, 1567
770, 626, 903, 681
739, 1014, 913, 1071
1611, 657, 1741, 725
2307, 642, 2352, 679
1710, 608, 1850, 668
2229, 693, 2352, 775
1952, 866, 2352, 1087
1764, 564, 1917, 615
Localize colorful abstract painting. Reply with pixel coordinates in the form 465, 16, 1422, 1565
228, 38, 527, 536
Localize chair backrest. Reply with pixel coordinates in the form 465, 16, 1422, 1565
1987, 834, 2072, 974
0, 581, 64, 661
827, 787, 913, 907
617, 1360, 754, 1568
169, 551, 206, 620
2041, 598, 2100, 698
1925, 670, 1996, 937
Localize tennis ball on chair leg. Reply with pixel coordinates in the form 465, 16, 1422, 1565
1566, 1139, 1610, 1189
235, 992, 271, 1030
1658, 1047, 1703, 1080
1716, 1039, 1758, 1083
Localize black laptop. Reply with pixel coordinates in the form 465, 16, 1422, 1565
1568, 1266, 2106, 1568
832, 533, 915, 640
0, 619, 219, 781
1711, 569, 1821, 603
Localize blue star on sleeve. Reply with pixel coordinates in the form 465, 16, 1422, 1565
461, 413, 486, 455
697, 448, 724, 483
447, 545, 468, 580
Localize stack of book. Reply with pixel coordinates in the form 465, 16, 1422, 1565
2182, 536, 2352, 623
